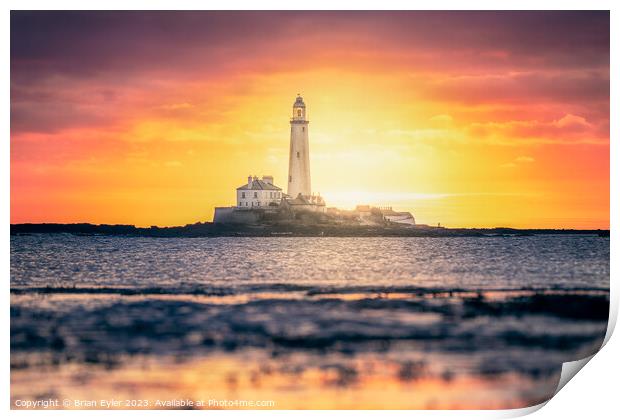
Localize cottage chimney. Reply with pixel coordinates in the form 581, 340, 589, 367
262, 175, 274, 185
247, 175, 253, 188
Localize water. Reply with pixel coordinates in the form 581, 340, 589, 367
10, 235, 609, 290
10, 234, 610, 409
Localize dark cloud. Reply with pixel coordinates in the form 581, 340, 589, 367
425, 70, 609, 105
11, 11, 609, 79
10, 11, 609, 135
10, 82, 125, 133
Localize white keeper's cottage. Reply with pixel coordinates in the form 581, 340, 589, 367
237, 175, 283, 208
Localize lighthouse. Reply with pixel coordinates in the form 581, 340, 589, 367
212, 94, 328, 222
287, 94, 311, 199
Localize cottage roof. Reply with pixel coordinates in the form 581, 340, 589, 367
237, 179, 282, 191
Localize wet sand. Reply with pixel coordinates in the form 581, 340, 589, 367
11, 289, 607, 409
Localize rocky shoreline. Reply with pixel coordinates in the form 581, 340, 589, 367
10, 222, 610, 238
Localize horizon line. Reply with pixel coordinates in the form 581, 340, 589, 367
9, 221, 610, 231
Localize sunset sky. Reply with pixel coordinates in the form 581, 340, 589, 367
11, 11, 609, 228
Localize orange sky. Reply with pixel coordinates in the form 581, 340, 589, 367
11, 11, 610, 228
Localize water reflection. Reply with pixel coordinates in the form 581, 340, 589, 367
12, 351, 559, 409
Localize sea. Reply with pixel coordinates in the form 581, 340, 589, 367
10, 234, 610, 409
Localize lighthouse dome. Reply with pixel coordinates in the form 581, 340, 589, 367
293, 95, 305, 108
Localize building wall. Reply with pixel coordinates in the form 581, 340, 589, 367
236, 189, 281, 208
385, 214, 416, 225
288, 203, 327, 213
213, 207, 261, 224
288, 121, 311, 198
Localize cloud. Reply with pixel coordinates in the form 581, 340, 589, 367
10, 11, 609, 138
468, 114, 607, 145
500, 155, 534, 168
430, 114, 453, 124
11, 11, 609, 79
160, 103, 193, 111
499, 156, 535, 168
387, 128, 466, 143
426, 70, 609, 106
553, 114, 592, 129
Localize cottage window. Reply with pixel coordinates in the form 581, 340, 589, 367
254, 192, 258, 198
241, 192, 245, 198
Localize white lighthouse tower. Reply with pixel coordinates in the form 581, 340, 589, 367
287, 94, 311, 199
